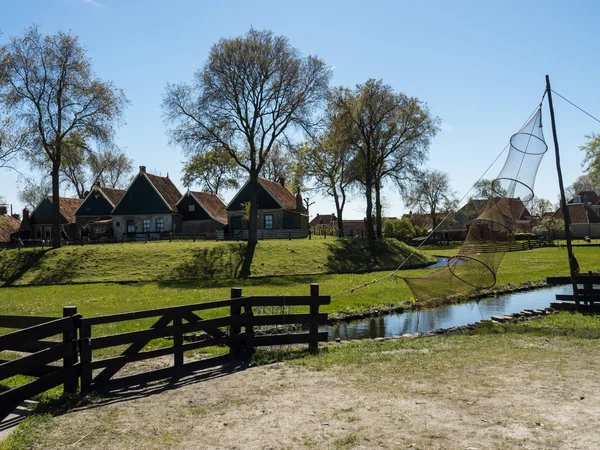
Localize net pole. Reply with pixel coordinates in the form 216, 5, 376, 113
545, 75, 579, 304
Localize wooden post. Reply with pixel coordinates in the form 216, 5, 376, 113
230, 287, 243, 355
79, 321, 92, 393
63, 306, 79, 394
309, 284, 319, 352
546, 75, 579, 306
173, 314, 184, 367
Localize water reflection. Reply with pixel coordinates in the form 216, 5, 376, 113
323, 285, 571, 341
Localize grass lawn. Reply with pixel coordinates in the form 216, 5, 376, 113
0, 238, 433, 286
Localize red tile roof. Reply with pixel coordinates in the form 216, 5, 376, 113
189, 191, 228, 224
99, 187, 126, 207
259, 178, 299, 211
552, 204, 600, 224
310, 213, 338, 227
145, 174, 182, 212
48, 197, 84, 224
0, 214, 20, 243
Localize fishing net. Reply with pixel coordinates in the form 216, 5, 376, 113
402, 109, 548, 301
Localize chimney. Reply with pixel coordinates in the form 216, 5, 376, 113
83, 190, 90, 198
296, 187, 303, 212
139, 166, 146, 174
23, 208, 29, 220
12, 213, 20, 221
0, 205, 6, 215
279, 177, 285, 187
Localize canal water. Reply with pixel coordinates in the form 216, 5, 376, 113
323, 284, 571, 341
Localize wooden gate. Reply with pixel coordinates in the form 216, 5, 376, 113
0, 308, 80, 422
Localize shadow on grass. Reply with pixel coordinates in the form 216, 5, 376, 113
167, 243, 246, 280
324, 238, 427, 273
156, 274, 320, 290
2, 249, 51, 287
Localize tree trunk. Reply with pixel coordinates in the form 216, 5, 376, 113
375, 183, 383, 239
334, 193, 344, 237
51, 160, 62, 249
239, 172, 259, 278
364, 174, 376, 240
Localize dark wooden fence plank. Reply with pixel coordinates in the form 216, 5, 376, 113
90, 314, 249, 351
0, 316, 75, 351
0, 343, 68, 381
0, 366, 75, 422
0, 360, 60, 378
0, 316, 56, 329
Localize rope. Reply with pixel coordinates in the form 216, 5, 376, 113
551, 89, 600, 124
330, 103, 545, 300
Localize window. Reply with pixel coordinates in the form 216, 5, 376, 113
156, 218, 164, 233
44, 226, 51, 239
116, 221, 121, 228
127, 220, 135, 233
188, 204, 195, 212
264, 214, 274, 229
143, 219, 150, 232
35, 227, 42, 239
172, 221, 177, 232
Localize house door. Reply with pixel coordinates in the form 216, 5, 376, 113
231, 216, 242, 231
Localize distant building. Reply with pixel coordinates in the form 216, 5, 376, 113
111, 166, 182, 240
225, 177, 308, 239
0, 205, 20, 247
17, 196, 82, 240
75, 184, 126, 238
177, 191, 227, 234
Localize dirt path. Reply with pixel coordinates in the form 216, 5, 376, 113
11, 335, 600, 450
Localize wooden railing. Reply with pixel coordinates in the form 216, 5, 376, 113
0, 285, 329, 420
0, 307, 80, 422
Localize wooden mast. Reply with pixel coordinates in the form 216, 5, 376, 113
546, 75, 579, 303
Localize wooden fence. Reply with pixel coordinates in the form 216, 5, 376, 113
0, 285, 329, 422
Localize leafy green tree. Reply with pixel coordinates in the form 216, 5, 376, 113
0, 26, 128, 248
580, 133, 600, 185
329, 80, 439, 239
163, 28, 331, 277
182, 146, 241, 197
403, 169, 457, 230
383, 217, 426, 240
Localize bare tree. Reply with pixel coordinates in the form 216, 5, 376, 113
305, 130, 354, 237
18, 177, 51, 210
403, 169, 457, 230
0, 114, 26, 170
0, 26, 128, 247
163, 28, 331, 277
565, 174, 599, 200
182, 146, 241, 197
330, 80, 439, 239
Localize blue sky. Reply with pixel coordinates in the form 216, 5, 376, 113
2, 0, 600, 219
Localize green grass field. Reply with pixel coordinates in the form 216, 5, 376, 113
0, 238, 433, 286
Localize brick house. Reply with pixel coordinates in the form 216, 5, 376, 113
177, 191, 227, 234
74, 184, 126, 238
225, 177, 308, 239
111, 166, 182, 240
17, 196, 82, 240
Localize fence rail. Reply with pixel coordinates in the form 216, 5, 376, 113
0, 284, 329, 422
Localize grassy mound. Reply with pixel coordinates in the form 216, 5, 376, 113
0, 238, 434, 286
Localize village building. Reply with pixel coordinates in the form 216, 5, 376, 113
74, 184, 126, 238
224, 177, 308, 239
111, 166, 182, 240
0, 205, 20, 248
16, 196, 83, 241
177, 191, 227, 234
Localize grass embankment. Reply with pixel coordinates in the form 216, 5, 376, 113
3, 311, 600, 449
0, 238, 432, 286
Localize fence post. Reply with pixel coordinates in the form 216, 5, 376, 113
173, 314, 184, 367
63, 306, 79, 394
230, 287, 243, 356
79, 320, 92, 393
243, 300, 255, 357
309, 284, 319, 352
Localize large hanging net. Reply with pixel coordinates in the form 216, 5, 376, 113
402, 109, 548, 301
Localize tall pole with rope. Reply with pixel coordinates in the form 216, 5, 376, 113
545, 75, 579, 304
